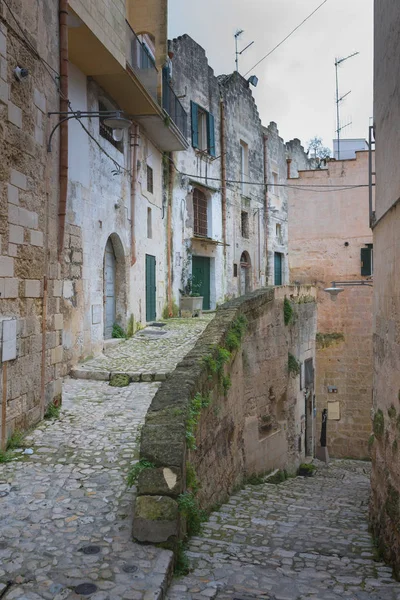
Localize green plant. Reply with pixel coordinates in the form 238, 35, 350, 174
288, 353, 301, 376
0, 450, 13, 463
177, 491, 207, 536
126, 459, 155, 488
222, 375, 231, 394
373, 409, 385, 440
186, 393, 211, 450
174, 541, 190, 576
186, 462, 199, 494
246, 474, 265, 485
109, 373, 130, 387
179, 276, 202, 297
44, 403, 60, 420
164, 114, 171, 127
316, 332, 345, 349
112, 323, 126, 339
7, 430, 25, 450
225, 314, 248, 351
388, 405, 397, 419
126, 314, 135, 338
368, 434, 375, 452
298, 463, 316, 477
284, 297, 293, 326
162, 301, 179, 319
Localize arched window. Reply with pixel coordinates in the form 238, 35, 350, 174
193, 188, 208, 237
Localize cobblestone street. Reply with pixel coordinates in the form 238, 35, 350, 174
167, 461, 400, 600
0, 317, 212, 600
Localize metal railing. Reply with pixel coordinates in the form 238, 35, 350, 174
162, 68, 188, 139
126, 21, 158, 100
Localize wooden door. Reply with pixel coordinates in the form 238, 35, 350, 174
192, 256, 211, 310
145, 254, 157, 322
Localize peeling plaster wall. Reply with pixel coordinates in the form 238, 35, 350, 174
288, 152, 373, 458
370, 0, 400, 575
0, 0, 62, 437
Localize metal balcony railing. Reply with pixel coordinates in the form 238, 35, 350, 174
162, 68, 188, 139
126, 21, 158, 100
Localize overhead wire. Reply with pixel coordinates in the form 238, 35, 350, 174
244, 0, 329, 77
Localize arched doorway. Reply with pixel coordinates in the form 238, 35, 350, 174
240, 251, 252, 296
103, 234, 128, 339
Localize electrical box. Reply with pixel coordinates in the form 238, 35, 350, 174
328, 385, 338, 394
1, 318, 17, 362
328, 401, 340, 420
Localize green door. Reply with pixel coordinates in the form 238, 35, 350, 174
274, 252, 283, 286
145, 254, 156, 321
192, 256, 211, 310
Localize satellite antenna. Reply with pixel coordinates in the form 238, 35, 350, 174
335, 52, 359, 159
235, 30, 254, 73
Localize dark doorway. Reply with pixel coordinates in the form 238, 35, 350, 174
192, 256, 211, 310
274, 252, 283, 285
145, 254, 156, 321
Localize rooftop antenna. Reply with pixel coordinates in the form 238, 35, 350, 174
235, 29, 254, 73
335, 52, 359, 160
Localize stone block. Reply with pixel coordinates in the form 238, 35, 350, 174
9, 224, 23, 244
4, 278, 18, 298
0, 56, 6, 80
63, 280, 74, 298
0, 256, 14, 277
133, 496, 179, 543
52, 280, 62, 297
0, 279, 4, 298
8, 203, 19, 225
53, 313, 63, 330
7, 184, 19, 205
137, 466, 182, 497
34, 125, 44, 146
70, 368, 110, 381
30, 230, 43, 247
33, 88, 46, 113
0, 30, 6, 57
0, 78, 8, 105
24, 280, 41, 298
8, 244, 17, 257
10, 169, 27, 190
8, 101, 22, 128
18, 208, 38, 229
51, 345, 63, 365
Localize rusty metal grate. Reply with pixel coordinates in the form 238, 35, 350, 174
193, 188, 208, 237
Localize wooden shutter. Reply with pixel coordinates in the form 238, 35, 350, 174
361, 247, 371, 276
207, 112, 216, 156
191, 101, 199, 148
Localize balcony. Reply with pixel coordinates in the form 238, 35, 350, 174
162, 70, 188, 139
125, 22, 158, 101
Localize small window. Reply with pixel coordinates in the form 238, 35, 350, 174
241, 211, 249, 238
304, 358, 314, 388
240, 141, 249, 196
233, 263, 238, 277
193, 188, 208, 237
272, 171, 278, 195
147, 207, 152, 239
99, 100, 123, 152
147, 165, 154, 194
361, 244, 373, 276
191, 101, 216, 156
276, 223, 282, 241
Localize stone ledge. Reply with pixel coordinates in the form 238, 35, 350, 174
70, 369, 170, 383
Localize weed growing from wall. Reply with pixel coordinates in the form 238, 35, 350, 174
127, 459, 155, 488
112, 323, 126, 339
6, 430, 26, 450
388, 405, 397, 419
368, 434, 375, 452
186, 393, 211, 450
177, 491, 207, 536
44, 403, 60, 420
316, 332, 345, 349
162, 302, 179, 319
288, 353, 301, 376
284, 297, 293, 326
373, 409, 385, 440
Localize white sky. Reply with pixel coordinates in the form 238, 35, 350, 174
168, 0, 373, 152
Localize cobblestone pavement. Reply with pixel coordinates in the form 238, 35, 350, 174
71, 316, 214, 381
167, 460, 400, 600
0, 380, 172, 600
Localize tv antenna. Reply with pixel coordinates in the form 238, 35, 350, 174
235, 30, 254, 73
335, 51, 359, 160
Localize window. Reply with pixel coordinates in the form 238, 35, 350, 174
272, 171, 278, 195
147, 207, 152, 239
304, 358, 314, 388
274, 252, 283, 285
276, 223, 282, 239
361, 244, 373, 276
240, 140, 249, 195
193, 188, 208, 237
233, 263, 238, 277
191, 101, 216, 156
147, 165, 154, 194
241, 211, 249, 238
99, 100, 123, 152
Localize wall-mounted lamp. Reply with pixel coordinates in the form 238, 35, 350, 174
324, 279, 373, 301
14, 66, 29, 82
47, 110, 132, 152
248, 75, 258, 87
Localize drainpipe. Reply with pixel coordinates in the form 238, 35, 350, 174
167, 152, 174, 316
220, 99, 227, 261
130, 124, 139, 266
263, 133, 268, 283
58, 0, 69, 260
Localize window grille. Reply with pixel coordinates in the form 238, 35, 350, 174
99, 101, 123, 152
147, 165, 154, 194
193, 188, 208, 237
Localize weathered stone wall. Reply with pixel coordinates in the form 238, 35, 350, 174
288, 152, 373, 459
370, 0, 400, 575
132, 286, 316, 544
0, 1, 62, 439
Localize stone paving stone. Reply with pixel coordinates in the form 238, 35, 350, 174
167, 460, 400, 600
71, 316, 214, 379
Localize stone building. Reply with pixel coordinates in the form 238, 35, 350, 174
288, 151, 373, 459
370, 0, 400, 574
0, 0, 62, 444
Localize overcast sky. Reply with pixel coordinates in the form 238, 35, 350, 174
168, 0, 373, 153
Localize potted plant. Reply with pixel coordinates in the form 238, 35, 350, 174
179, 276, 203, 316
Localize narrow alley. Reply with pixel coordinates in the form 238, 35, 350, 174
0, 318, 212, 600
167, 461, 400, 600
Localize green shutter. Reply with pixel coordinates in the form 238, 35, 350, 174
191, 101, 199, 148
361, 247, 371, 276
207, 112, 216, 157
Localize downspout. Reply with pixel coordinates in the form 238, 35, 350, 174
167, 152, 174, 316
263, 134, 268, 284
130, 124, 139, 266
220, 99, 227, 260
58, 0, 69, 260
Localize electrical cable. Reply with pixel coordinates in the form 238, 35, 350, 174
244, 0, 329, 77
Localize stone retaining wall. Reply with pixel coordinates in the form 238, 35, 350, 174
132, 286, 317, 544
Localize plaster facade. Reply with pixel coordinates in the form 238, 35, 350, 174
370, 0, 400, 574
289, 151, 373, 459
0, 1, 62, 442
